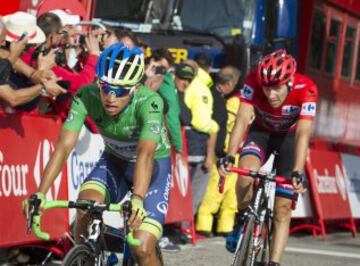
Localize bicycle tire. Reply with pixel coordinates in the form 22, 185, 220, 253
256, 214, 272, 265
233, 215, 256, 266
62, 244, 97, 266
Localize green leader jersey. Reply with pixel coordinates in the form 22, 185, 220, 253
63, 83, 171, 161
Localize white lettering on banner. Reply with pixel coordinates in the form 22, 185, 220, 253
335, 165, 348, 201
314, 165, 348, 201
175, 157, 189, 197
34, 140, 62, 200
0, 151, 29, 197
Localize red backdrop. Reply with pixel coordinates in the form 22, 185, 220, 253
0, 114, 68, 247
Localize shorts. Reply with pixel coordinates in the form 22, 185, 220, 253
240, 123, 296, 200
82, 152, 171, 224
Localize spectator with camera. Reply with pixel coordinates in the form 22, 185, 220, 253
0, 12, 66, 112
25, 11, 100, 123
144, 48, 183, 156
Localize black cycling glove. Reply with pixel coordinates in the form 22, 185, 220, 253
217, 155, 235, 169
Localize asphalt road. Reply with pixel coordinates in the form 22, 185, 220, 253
162, 232, 360, 266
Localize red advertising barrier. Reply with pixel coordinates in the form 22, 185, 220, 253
306, 149, 356, 239
0, 114, 68, 247
165, 128, 195, 243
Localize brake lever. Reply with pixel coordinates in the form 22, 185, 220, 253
26, 204, 35, 234
26, 195, 41, 234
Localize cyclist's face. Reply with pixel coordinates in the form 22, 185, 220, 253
262, 84, 288, 108
99, 87, 131, 116
263, 85, 288, 108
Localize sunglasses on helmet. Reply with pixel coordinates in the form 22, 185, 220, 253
98, 80, 132, 97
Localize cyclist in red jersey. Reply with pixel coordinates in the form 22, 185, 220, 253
218, 49, 318, 265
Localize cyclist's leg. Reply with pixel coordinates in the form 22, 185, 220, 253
75, 152, 128, 242
270, 130, 296, 263
271, 196, 292, 262
126, 157, 171, 266
225, 127, 269, 252
237, 124, 269, 209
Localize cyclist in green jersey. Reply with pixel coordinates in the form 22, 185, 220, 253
23, 43, 171, 266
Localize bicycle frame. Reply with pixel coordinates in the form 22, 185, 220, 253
224, 167, 288, 265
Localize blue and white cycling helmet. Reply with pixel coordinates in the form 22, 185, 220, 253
96, 42, 145, 88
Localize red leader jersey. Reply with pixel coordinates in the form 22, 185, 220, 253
239, 69, 318, 133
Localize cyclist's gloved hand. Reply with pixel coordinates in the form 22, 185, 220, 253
291, 171, 307, 194
217, 155, 235, 176
128, 196, 147, 230
22, 192, 46, 219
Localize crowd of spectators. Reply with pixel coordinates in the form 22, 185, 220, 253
0, 10, 243, 251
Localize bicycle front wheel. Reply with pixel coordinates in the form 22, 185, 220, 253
233, 215, 256, 266
62, 244, 97, 266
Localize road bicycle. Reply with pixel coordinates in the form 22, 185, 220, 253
26, 196, 164, 266
219, 166, 292, 266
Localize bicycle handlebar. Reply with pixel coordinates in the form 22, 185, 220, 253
228, 167, 288, 183
29, 200, 141, 247
218, 167, 289, 193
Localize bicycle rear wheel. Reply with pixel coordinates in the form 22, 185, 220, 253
62, 244, 97, 266
233, 215, 256, 266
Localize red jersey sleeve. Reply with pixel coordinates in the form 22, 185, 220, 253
298, 77, 318, 120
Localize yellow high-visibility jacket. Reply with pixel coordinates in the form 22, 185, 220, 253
184, 68, 219, 135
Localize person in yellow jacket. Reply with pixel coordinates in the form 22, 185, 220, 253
175, 56, 219, 214
196, 66, 242, 235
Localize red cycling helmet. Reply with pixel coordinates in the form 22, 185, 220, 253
257, 49, 297, 87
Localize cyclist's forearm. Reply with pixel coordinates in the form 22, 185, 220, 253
293, 120, 313, 172
38, 145, 71, 194
38, 129, 79, 194
227, 119, 248, 156
133, 141, 157, 198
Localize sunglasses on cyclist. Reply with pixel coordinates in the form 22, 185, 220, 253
98, 80, 132, 97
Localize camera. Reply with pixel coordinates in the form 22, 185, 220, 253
32, 45, 67, 66
155, 66, 167, 75
78, 35, 86, 46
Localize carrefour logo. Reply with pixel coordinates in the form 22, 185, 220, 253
241, 85, 254, 101
300, 102, 316, 116
281, 105, 300, 115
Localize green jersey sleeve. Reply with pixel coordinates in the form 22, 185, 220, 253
137, 94, 164, 142
63, 89, 88, 132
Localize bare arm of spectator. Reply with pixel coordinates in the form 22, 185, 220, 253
0, 48, 56, 85
0, 80, 65, 107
